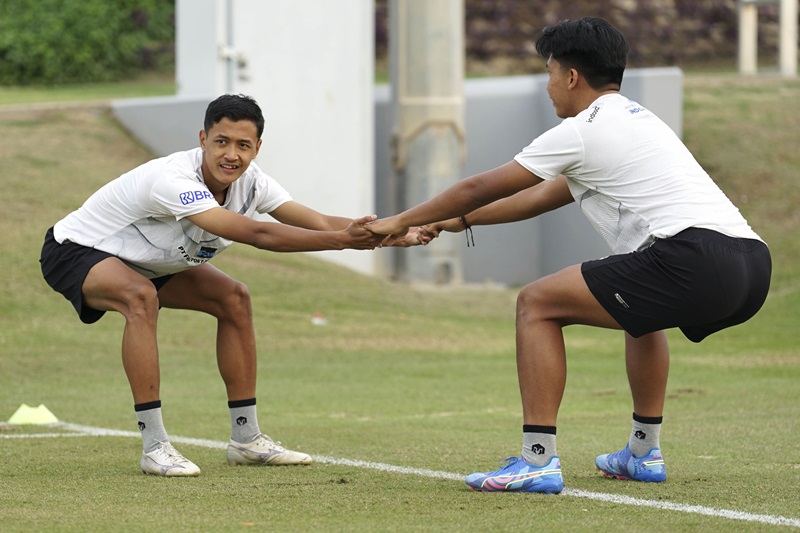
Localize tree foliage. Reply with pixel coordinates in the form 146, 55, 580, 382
0, 0, 175, 85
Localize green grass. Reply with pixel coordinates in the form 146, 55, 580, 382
1, 75, 799, 531
0, 71, 175, 106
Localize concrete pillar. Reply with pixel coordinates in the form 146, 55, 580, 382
779, 0, 798, 76
389, 0, 466, 284
739, 0, 798, 77
738, 1, 759, 75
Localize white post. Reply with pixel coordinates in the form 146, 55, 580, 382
227, 1, 376, 275
779, 0, 798, 77
739, 1, 759, 75
176, 0, 226, 95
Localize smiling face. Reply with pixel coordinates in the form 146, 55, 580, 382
199, 117, 262, 198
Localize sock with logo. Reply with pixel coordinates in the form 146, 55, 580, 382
521, 425, 557, 466
229, 398, 260, 444
629, 412, 662, 457
134, 401, 169, 453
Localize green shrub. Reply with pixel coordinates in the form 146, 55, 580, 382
0, 0, 174, 85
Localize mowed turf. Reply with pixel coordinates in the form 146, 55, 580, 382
1, 75, 799, 532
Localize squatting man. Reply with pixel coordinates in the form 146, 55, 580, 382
367, 17, 771, 494
40, 94, 428, 476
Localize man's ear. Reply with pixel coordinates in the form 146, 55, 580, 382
198, 129, 206, 149
568, 69, 579, 89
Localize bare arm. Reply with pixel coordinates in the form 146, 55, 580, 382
267, 201, 352, 231
432, 174, 574, 232
368, 160, 542, 236
467, 174, 573, 224
268, 200, 431, 247
187, 207, 382, 252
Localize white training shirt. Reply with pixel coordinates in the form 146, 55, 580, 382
53, 148, 293, 278
514, 93, 762, 254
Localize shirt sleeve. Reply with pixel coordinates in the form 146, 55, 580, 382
149, 172, 220, 220
513, 120, 584, 181
249, 163, 293, 214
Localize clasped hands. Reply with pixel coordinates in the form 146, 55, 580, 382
357, 215, 465, 248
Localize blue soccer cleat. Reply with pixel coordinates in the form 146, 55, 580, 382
465, 456, 564, 494
595, 444, 666, 482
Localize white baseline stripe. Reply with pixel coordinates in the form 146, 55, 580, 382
563, 489, 800, 528
4, 422, 798, 528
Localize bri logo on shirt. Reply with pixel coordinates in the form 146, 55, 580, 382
179, 190, 214, 205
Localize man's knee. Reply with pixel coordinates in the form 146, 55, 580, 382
219, 280, 252, 319
517, 281, 548, 322
120, 280, 160, 320
516, 274, 581, 325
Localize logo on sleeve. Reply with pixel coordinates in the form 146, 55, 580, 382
179, 190, 214, 205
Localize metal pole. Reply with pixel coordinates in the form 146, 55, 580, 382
389, 0, 466, 284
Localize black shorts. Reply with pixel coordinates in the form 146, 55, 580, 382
40, 227, 174, 324
581, 228, 771, 342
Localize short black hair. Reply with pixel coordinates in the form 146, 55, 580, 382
204, 94, 265, 138
535, 17, 628, 90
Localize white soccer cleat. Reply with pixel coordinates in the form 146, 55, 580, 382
140, 442, 201, 477
226, 433, 313, 466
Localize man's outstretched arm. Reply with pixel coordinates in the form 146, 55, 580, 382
188, 208, 383, 252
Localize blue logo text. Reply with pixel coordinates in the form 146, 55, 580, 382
179, 190, 214, 205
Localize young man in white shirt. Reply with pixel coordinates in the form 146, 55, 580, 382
41, 94, 423, 477
367, 17, 771, 494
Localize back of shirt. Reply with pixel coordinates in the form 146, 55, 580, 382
514, 93, 762, 254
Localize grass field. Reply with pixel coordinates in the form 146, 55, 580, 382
0, 71, 176, 106
1, 74, 799, 531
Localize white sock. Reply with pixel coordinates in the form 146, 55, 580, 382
229, 398, 260, 443
135, 401, 169, 453
629, 413, 662, 457
521, 425, 557, 466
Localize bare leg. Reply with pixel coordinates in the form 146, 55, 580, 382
466, 264, 625, 487
157, 263, 256, 401
625, 331, 669, 418
515, 311, 567, 427
82, 258, 162, 404
515, 265, 622, 426
83, 259, 205, 472
158, 263, 314, 465
594, 331, 669, 480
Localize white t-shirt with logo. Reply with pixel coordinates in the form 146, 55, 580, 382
54, 148, 292, 278
514, 93, 762, 254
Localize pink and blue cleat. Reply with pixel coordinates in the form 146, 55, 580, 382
595, 444, 666, 482
465, 456, 564, 494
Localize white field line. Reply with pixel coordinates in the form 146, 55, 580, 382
2, 421, 798, 529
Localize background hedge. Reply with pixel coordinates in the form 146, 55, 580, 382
1, 0, 791, 85
0, 0, 175, 85
376, 0, 788, 75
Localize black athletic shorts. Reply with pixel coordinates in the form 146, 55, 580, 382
581, 227, 771, 342
40, 227, 174, 324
